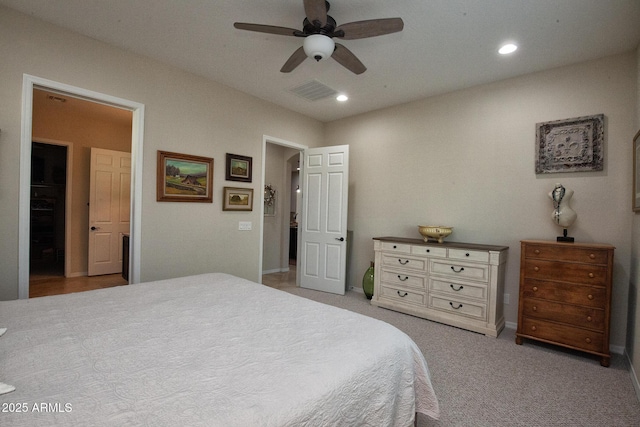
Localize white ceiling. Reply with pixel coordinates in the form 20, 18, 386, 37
4, 0, 640, 122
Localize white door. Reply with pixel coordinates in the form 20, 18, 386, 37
88, 148, 131, 276
299, 145, 349, 295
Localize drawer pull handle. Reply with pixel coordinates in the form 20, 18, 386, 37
532, 286, 538, 292
426, 249, 430, 253
450, 284, 464, 291
587, 316, 592, 322
588, 273, 594, 278
531, 325, 537, 331
589, 254, 596, 259
588, 294, 594, 300
532, 306, 537, 311
585, 338, 592, 344
534, 266, 540, 272
534, 249, 540, 255
398, 275, 409, 281
465, 253, 470, 257
449, 302, 463, 309
397, 291, 408, 297
398, 259, 409, 265
451, 266, 465, 273
393, 245, 397, 249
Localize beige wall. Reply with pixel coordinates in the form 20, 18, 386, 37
629, 46, 640, 396
327, 52, 637, 350
0, 6, 323, 299
32, 90, 133, 276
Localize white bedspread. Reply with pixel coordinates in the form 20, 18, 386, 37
0, 273, 439, 426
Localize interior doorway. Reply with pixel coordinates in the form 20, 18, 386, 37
19, 75, 145, 299
29, 142, 68, 279
259, 136, 307, 284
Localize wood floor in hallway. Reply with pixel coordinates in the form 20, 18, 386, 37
29, 273, 128, 298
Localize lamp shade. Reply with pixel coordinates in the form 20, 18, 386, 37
303, 34, 335, 61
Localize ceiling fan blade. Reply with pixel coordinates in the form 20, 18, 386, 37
332, 43, 366, 75
280, 47, 307, 73
234, 22, 300, 37
303, 0, 327, 27
334, 18, 404, 40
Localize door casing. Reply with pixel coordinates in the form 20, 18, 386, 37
19, 74, 145, 298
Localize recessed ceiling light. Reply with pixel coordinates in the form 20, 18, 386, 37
498, 43, 518, 55
336, 94, 348, 102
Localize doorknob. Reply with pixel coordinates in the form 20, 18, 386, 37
90, 226, 100, 231
335, 237, 345, 241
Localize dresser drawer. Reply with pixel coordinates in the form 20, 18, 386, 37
525, 244, 610, 264
429, 295, 486, 320
429, 278, 487, 301
521, 297, 604, 330
380, 241, 411, 253
430, 259, 489, 282
381, 254, 427, 271
448, 248, 489, 263
379, 284, 426, 306
523, 259, 608, 285
411, 245, 447, 258
381, 269, 426, 290
521, 279, 606, 308
520, 317, 605, 353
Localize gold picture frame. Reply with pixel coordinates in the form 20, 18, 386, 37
157, 151, 214, 203
633, 129, 640, 212
223, 187, 254, 211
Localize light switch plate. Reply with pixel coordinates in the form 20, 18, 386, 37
239, 221, 252, 231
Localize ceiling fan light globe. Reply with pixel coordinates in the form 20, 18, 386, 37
303, 34, 335, 61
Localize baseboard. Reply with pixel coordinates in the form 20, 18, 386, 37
67, 271, 87, 278
626, 349, 640, 403
262, 268, 289, 275
505, 321, 517, 330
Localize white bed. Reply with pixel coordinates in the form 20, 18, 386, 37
0, 273, 439, 426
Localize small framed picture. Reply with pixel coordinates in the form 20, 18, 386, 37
223, 187, 254, 211
633, 129, 640, 212
157, 151, 213, 203
225, 153, 252, 182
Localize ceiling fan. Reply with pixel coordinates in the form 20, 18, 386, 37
233, 0, 404, 75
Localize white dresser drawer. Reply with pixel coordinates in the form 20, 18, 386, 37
380, 284, 426, 306
429, 278, 487, 300
448, 248, 489, 263
381, 269, 426, 290
430, 260, 490, 282
380, 241, 411, 253
429, 295, 487, 320
381, 254, 427, 271
411, 245, 447, 258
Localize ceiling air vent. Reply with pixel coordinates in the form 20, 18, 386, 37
289, 80, 338, 102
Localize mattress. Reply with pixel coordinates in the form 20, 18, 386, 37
0, 273, 439, 426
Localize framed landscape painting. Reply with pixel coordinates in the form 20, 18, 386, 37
223, 187, 254, 211
157, 151, 214, 203
225, 153, 252, 182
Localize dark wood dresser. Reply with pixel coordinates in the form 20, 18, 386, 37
515, 240, 614, 366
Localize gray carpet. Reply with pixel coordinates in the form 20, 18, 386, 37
282, 287, 640, 427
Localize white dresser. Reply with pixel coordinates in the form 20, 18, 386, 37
371, 237, 509, 337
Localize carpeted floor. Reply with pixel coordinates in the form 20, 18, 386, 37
274, 281, 640, 427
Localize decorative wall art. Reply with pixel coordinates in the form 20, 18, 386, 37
225, 153, 252, 182
157, 151, 213, 203
535, 114, 604, 174
223, 187, 254, 211
264, 184, 276, 216
633, 129, 640, 212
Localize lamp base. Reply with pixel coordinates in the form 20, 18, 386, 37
557, 228, 574, 243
